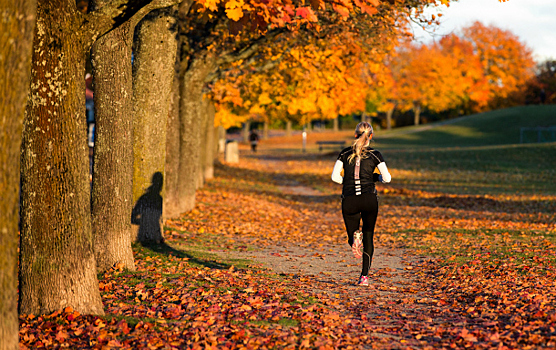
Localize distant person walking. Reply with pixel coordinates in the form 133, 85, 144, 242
331, 121, 391, 286
249, 130, 260, 152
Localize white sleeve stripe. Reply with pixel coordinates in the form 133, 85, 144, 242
331, 160, 343, 184
377, 162, 391, 183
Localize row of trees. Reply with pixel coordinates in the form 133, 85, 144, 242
383, 21, 536, 126
213, 20, 540, 130
1, 0, 446, 348
210, 10, 403, 131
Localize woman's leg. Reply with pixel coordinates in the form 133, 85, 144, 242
341, 196, 361, 246
360, 193, 379, 276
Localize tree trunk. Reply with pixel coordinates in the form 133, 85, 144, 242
362, 112, 370, 123
285, 120, 292, 137
204, 102, 216, 181
196, 98, 209, 189
19, 0, 104, 316
217, 125, 226, 154
413, 102, 421, 126
263, 121, 269, 139
0, 1, 37, 347
333, 117, 339, 132
90, 3, 135, 273
386, 107, 394, 130
242, 121, 250, 143
164, 0, 193, 219
175, 52, 216, 213
164, 52, 181, 219
131, 7, 178, 242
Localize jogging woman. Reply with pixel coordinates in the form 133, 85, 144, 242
331, 121, 391, 286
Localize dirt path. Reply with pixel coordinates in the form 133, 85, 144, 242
219, 156, 424, 302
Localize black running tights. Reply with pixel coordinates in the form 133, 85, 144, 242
341, 192, 379, 277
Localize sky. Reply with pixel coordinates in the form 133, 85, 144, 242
410, 0, 556, 62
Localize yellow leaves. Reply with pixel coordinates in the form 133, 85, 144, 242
317, 95, 337, 119
214, 106, 249, 129
225, 0, 244, 21
198, 0, 220, 11
248, 104, 265, 115
257, 92, 272, 105
209, 15, 401, 126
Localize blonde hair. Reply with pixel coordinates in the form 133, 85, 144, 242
347, 121, 373, 164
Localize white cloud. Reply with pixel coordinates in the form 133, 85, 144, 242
411, 0, 556, 61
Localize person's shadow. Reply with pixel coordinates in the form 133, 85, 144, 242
131, 172, 164, 243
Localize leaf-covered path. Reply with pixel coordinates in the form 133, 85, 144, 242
19, 144, 556, 349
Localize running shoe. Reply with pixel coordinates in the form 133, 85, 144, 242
352, 230, 363, 259
357, 275, 369, 286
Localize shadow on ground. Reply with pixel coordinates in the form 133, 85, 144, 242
137, 241, 232, 270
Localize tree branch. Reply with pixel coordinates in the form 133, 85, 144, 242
216, 27, 287, 66
81, 0, 182, 50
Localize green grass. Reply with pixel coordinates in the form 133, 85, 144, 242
388, 228, 556, 266
374, 105, 556, 149
367, 105, 556, 195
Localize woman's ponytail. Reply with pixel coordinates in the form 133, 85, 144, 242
348, 122, 373, 164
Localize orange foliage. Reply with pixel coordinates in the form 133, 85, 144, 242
388, 21, 535, 118
210, 6, 408, 127
462, 21, 535, 108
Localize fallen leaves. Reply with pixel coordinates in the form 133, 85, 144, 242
19, 145, 556, 349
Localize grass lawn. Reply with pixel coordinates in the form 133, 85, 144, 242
370, 105, 556, 196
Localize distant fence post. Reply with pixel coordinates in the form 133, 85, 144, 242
520, 126, 556, 144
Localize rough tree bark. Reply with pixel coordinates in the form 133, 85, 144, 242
19, 0, 167, 317
175, 52, 216, 212
333, 117, 339, 132
164, 54, 182, 218
90, 0, 184, 271
20, 0, 103, 316
90, 0, 135, 272
163, 0, 193, 219
196, 98, 209, 189
131, 7, 178, 242
0, 1, 37, 348
203, 101, 216, 181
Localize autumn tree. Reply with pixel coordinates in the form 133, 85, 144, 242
437, 33, 489, 113
462, 21, 535, 109
391, 42, 462, 125
520, 60, 556, 105
0, 1, 37, 347
209, 4, 411, 132
165, 2, 310, 216
388, 22, 534, 124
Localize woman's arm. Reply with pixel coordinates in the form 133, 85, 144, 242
331, 160, 343, 184
377, 162, 391, 183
